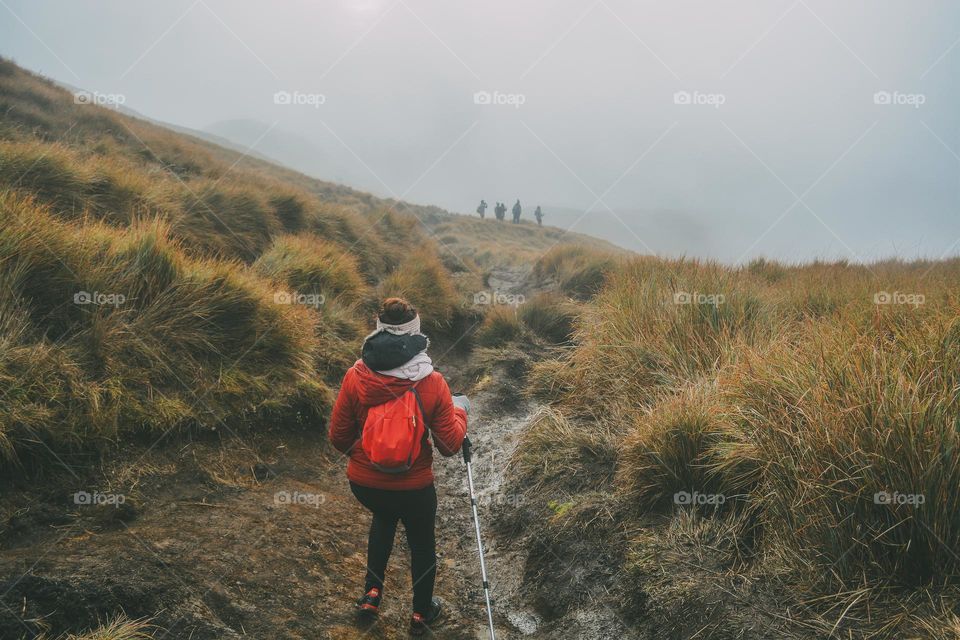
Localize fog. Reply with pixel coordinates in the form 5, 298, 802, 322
2, 0, 958, 262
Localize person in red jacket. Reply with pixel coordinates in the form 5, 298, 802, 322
329, 297, 469, 635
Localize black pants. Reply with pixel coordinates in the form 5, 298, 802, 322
350, 482, 438, 614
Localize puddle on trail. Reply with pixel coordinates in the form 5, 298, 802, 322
507, 609, 542, 635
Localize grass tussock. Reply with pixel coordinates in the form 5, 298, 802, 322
254, 233, 368, 302
532, 244, 622, 299
425, 214, 618, 269
522, 253, 960, 634
379, 250, 460, 333
725, 314, 960, 588
475, 304, 522, 347
0, 192, 332, 467
509, 407, 618, 495
0, 58, 475, 471
55, 616, 155, 640
618, 382, 739, 513
517, 292, 579, 345
476, 293, 581, 349
553, 257, 777, 415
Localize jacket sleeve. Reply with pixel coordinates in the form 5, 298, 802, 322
425, 374, 467, 457
329, 368, 360, 454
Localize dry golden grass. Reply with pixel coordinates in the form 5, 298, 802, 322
524, 253, 960, 635
0, 59, 484, 471
618, 381, 739, 513
36, 616, 155, 640
475, 304, 523, 347
425, 214, 620, 270
532, 244, 623, 299
378, 249, 461, 333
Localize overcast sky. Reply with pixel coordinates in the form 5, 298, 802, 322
2, 1, 959, 262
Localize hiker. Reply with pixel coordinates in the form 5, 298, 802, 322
329, 297, 470, 636
534, 205, 543, 226
476, 199, 487, 219
512, 199, 521, 224
494, 202, 505, 222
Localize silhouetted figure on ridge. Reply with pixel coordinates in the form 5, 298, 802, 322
534, 205, 543, 226
512, 200, 521, 224
476, 200, 487, 219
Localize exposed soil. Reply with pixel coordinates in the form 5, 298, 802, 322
0, 265, 840, 640
0, 266, 566, 640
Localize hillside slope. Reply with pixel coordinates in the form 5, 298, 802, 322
0, 58, 628, 640
0, 57, 465, 469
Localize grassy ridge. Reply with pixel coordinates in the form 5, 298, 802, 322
517, 252, 960, 634
0, 193, 328, 463
0, 59, 470, 471
424, 214, 623, 270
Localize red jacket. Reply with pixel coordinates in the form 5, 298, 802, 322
329, 360, 467, 490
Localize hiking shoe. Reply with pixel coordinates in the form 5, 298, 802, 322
356, 587, 382, 619
410, 597, 443, 636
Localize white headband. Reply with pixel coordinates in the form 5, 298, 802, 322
376, 314, 421, 335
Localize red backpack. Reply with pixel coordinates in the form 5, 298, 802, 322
361, 387, 427, 473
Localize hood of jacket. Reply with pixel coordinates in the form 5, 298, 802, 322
361, 330, 429, 372
351, 360, 420, 407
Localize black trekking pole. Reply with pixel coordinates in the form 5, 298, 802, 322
462, 436, 496, 639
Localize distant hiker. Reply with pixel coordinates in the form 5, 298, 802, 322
329, 298, 469, 636
534, 205, 543, 226
512, 199, 521, 224
494, 202, 505, 221
476, 199, 487, 219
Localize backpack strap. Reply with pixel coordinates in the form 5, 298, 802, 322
410, 386, 429, 430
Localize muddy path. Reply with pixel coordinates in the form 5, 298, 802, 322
0, 265, 552, 640
0, 264, 638, 639
430, 265, 545, 639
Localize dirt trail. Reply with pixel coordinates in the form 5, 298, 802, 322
0, 264, 612, 640
431, 265, 544, 638
329, 263, 545, 638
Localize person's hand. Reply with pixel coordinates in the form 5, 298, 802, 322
452, 394, 471, 415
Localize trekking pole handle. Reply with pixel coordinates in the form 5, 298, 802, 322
462, 435, 473, 464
